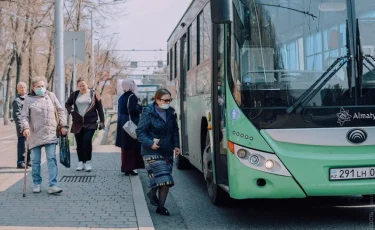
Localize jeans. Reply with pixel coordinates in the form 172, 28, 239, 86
17, 136, 30, 167
30, 143, 58, 187
74, 128, 95, 163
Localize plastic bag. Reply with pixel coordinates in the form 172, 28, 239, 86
59, 136, 70, 168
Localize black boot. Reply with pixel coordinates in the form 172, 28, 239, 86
156, 207, 170, 216
125, 170, 138, 176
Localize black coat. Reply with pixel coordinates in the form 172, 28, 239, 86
65, 89, 105, 134
115, 91, 142, 150
136, 102, 180, 157
12, 94, 26, 137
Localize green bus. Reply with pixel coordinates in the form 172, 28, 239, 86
166, 0, 375, 205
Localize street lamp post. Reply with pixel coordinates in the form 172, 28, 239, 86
54, 0, 64, 103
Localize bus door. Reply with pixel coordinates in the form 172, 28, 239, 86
180, 34, 189, 156
212, 24, 229, 186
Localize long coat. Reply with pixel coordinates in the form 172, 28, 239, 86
65, 89, 105, 134
136, 102, 180, 157
115, 91, 142, 150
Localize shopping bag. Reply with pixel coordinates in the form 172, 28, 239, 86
59, 136, 71, 168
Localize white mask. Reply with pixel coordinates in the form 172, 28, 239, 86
159, 104, 170, 110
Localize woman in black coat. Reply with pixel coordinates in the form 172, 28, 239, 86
115, 79, 144, 175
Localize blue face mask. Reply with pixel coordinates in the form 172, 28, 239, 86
35, 87, 46, 96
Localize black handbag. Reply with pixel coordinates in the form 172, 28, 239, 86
59, 136, 71, 168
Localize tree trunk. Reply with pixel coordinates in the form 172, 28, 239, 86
15, 54, 22, 94
3, 52, 16, 125
28, 33, 34, 90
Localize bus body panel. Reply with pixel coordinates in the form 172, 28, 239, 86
225, 82, 274, 153
186, 94, 212, 171
260, 131, 375, 196
227, 152, 306, 199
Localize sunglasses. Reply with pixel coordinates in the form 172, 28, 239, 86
160, 98, 173, 103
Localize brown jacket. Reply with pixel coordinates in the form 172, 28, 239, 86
65, 89, 105, 134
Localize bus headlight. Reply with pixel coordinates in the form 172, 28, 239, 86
249, 155, 260, 165
265, 160, 274, 169
237, 149, 247, 158
232, 142, 291, 177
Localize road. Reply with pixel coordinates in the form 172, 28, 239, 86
139, 164, 375, 230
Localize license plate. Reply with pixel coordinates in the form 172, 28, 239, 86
329, 167, 375, 180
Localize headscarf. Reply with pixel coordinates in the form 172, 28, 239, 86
121, 79, 138, 96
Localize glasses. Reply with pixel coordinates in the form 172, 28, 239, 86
160, 98, 173, 103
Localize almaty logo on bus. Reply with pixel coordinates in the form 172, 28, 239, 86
337, 107, 375, 126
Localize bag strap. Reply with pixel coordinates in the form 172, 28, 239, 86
47, 92, 60, 125
127, 94, 133, 122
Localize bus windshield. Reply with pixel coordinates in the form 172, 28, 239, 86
229, 0, 375, 129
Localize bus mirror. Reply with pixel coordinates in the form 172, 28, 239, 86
210, 0, 232, 24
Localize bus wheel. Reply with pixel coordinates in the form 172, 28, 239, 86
176, 154, 190, 169
203, 144, 228, 205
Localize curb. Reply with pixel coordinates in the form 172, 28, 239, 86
131, 175, 155, 230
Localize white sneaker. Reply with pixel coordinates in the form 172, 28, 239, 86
85, 161, 92, 172
76, 161, 84, 171
32, 184, 41, 193
47, 186, 63, 194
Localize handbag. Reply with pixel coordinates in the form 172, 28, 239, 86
47, 92, 62, 137
122, 94, 138, 139
59, 136, 70, 168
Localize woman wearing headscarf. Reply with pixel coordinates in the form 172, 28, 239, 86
115, 79, 144, 175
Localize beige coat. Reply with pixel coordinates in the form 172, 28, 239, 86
20, 91, 67, 150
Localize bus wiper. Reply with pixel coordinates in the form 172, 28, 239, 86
286, 56, 349, 114
256, 3, 317, 19
356, 19, 363, 97
346, 20, 353, 98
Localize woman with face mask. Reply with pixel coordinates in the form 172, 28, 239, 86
115, 79, 144, 175
20, 76, 68, 194
136, 88, 181, 216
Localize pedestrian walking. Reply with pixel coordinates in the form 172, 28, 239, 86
65, 77, 105, 172
115, 79, 144, 175
136, 88, 181, 216
12, 82, 31, 169
20, 76, 68, 194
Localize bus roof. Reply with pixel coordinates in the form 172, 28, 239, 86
167, 0, 196, 42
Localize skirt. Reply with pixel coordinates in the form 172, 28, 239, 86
121, 148, 145, 172
143, 154, 174, 189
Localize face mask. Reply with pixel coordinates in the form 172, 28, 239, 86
159, 104, 170, 110
35, 87, 46, 96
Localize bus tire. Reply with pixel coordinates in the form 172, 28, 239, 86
203, 143, 228, 205
176, 154, 190, 169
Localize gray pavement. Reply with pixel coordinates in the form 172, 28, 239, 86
0, 144, 154, 230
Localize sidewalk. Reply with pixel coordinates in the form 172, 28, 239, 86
0, 121, 154, 230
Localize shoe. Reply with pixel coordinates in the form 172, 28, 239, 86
76, 162, 84, 171
32, 184, 41, 193
47, 186, 63, 194
125, 170, 138, 176
85, 161, 92, 172
17, 163, 29, 169
147, 191, 159, 206
156, 207, 170, 216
